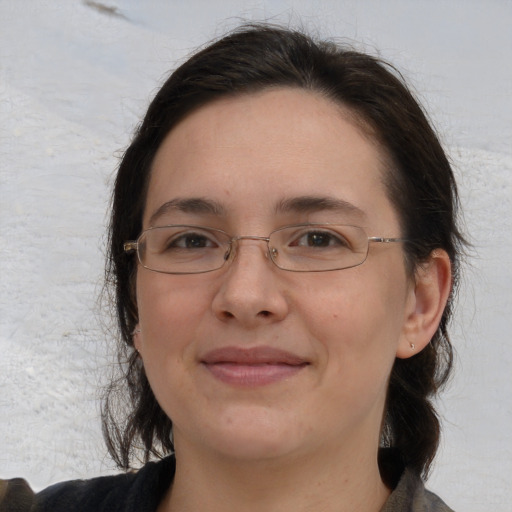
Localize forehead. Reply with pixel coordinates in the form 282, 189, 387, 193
161, 88, 374, 158
145, 88, 397, 230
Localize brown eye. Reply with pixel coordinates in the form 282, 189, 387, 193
292, 230, 349, 249
171, 233, 216, 249
305, 232, 333, 247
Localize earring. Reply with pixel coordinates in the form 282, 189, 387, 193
410, 343, 415, 351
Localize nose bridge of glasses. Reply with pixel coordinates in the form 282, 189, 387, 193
227, 235, 274, 262
231, 235, 271, 243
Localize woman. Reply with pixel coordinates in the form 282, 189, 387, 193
3, 24, 463, 511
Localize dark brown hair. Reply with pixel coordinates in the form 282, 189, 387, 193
103, 24, 465, 478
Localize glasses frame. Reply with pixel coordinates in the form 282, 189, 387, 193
123, 223, 407, 275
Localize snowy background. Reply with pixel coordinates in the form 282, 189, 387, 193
1, 1, 511, 510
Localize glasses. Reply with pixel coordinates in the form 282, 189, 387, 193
123, 224, 406, 274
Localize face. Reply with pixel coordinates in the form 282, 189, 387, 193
135, 88, 415, 464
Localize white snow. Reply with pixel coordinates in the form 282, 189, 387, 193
1, 1, 511, 510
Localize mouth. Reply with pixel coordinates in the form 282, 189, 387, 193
200, 346, 309, 386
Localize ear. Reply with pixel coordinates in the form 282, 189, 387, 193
132, 324, 142, 353
396, 250, 452, 359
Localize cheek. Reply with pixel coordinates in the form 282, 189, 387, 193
136, 273, 214, 357
282, 269, 409, 438
135, 274, 215, 418
299, 265, 409, 370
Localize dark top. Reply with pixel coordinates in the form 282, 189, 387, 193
1, 455, 453, 512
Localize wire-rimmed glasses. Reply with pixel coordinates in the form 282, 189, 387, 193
123, 224, 406, 274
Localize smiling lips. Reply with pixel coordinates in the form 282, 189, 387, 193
201, 346, 309, 386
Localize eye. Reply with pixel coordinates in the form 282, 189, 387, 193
291, 229, 350, 249
167, 231, 218, 249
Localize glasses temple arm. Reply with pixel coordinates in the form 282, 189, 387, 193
367, 237, 406, 243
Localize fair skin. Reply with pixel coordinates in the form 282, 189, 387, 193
134, 88, 452, 512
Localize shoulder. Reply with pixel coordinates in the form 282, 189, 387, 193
0, 478, 35, 511
33, 471, 136, 512
381, 468, 455, 512
32, 456, 175, 512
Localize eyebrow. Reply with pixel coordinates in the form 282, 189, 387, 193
149, 194, 366, 226
148, 197, 226, 226
275, 195, 367, 219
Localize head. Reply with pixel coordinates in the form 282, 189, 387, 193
103, 24, 464, 478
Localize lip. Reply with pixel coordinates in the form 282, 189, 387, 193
200, 346, 309, 386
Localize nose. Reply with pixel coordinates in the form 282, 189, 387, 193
211, 238, 289, 326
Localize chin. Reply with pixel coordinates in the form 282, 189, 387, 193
188, 407, 305, 461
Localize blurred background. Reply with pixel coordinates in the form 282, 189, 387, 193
1, 1, 511, 510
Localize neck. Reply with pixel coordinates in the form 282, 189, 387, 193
159, 439, 390, 512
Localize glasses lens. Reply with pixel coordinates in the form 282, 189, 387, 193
269, 224, 369, 271
139, 226, 231, 274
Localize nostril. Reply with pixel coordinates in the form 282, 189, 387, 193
258, 310, 271, 317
